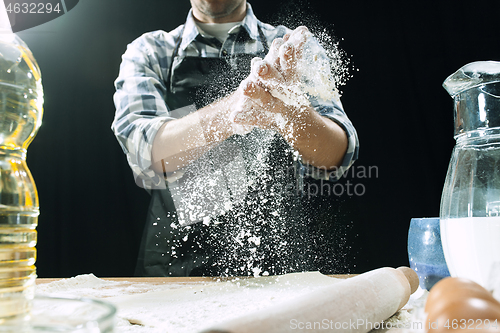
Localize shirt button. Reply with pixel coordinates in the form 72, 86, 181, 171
222, 49, 228, 56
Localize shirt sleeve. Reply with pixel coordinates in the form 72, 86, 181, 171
298, 94, 359, 182
295, 37, 359, 182
112, 33, 175, 190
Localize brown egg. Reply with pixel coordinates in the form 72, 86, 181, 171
427, 297, 500, 333
425, 277, 496, 313
426, 287, 499, 317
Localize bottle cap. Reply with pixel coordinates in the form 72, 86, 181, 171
0, 0, 13, 34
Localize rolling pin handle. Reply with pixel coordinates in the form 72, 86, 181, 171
397, 266, 419, 294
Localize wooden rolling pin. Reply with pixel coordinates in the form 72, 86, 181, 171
201, 267, 418, 333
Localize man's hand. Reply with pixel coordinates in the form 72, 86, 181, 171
229, 26, 313, 133
229, 26, 348, 169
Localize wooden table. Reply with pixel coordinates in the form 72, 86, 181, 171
36, 274, 355, 285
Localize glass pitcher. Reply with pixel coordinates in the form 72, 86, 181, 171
440, 61, 500, 288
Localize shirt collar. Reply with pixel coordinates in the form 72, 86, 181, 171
180, 3, 261, 50
240, 3, 261, 41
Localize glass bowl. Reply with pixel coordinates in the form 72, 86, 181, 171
0, 295, 116, 332
408, 217, 451, 291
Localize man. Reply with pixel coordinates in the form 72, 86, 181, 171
112, 0, 359, 277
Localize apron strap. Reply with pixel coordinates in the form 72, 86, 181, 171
257, 24, 269, 54
166, 24, 186, 92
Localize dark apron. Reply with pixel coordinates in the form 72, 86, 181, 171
135, 26, 311, 277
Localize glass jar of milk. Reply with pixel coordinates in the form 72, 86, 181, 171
441, 61, 500, 287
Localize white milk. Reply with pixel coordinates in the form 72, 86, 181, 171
440, 217, 500, 287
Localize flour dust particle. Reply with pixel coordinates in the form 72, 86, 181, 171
163, 0, 356, 277
263, 0, 355, 95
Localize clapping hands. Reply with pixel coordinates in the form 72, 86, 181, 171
230, 26, 312, 131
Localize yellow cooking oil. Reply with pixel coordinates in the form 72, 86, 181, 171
0, 30, 43, 323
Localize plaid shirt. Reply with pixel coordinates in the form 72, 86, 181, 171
112, 4, 359, 190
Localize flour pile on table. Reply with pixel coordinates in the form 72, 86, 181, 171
35, 274, 193, 299
37, 273, 341, 332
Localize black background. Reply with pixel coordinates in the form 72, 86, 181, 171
12, 0, 500, 277
5, 0, 79, 32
